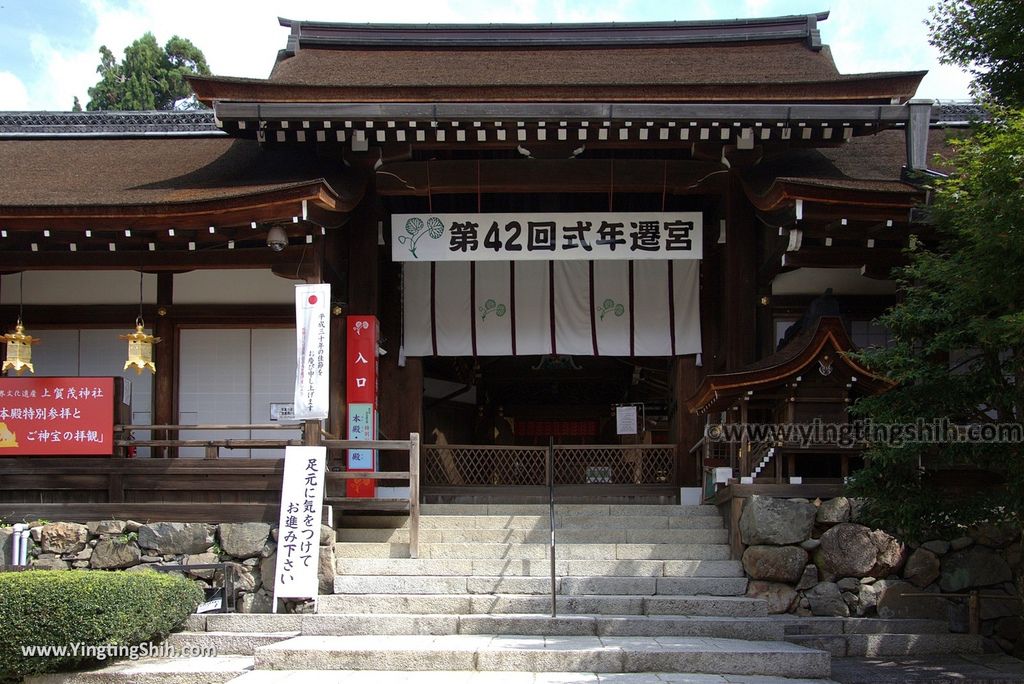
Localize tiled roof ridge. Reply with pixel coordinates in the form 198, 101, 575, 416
0, 110, 220, 137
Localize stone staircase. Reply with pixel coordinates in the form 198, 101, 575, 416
33, 503, 985, 683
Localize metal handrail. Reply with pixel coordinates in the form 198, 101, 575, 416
547, 438, 556, 618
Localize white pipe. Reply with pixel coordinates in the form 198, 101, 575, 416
12, 524, 25, 567
19, 530, 30, 566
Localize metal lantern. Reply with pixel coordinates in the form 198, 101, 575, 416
120, 317, 161, 375
1, 319, 40, 375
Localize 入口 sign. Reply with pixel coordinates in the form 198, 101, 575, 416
392, 212, 702, 262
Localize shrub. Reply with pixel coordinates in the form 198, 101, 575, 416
0, 569, 202, 681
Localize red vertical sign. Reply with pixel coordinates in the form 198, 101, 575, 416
346, 316, 379, 497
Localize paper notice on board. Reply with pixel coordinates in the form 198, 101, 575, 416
616, 405, 638, 435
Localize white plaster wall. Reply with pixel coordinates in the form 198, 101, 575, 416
1, 271, 157, 305
771, 268, 898, 296
173, 270, 301, 304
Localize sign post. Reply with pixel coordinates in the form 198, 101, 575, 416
346, 315, 379, 498
272, 445, 327, 611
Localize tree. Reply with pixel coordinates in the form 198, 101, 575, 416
86, 33, 211, 111
847, 110, 1024, 540
927, 0, 1024, 107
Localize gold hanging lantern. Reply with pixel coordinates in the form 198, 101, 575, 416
120, 317, 161, 375
1, 319, 40, 375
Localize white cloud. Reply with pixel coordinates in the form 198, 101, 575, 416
0, 71, 31, 111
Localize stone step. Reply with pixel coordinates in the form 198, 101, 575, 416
335, 558, 745, 578
196, 612, 784, 641
339, 514, 725, 530
787, 632, 984, 658
315, 593, 768, 617
419, 504, 721, 517
336, 526, 729, 544
334, 541, 733, 561
227, 670, 838, 684
251, 634, 830, 678
196, 612, 785, 640
21, 656, 254, 683
773, 616, 953, 636
165, 632, 296, 655
331, 575, 747, 596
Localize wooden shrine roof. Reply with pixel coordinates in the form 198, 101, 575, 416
687, 316, 891, 414
190, 15, 924, 105
743, 128, 961, 211
0, 136, 359, 230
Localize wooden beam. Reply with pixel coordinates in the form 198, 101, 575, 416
0, 246, 312, 271
375, 159, 727, 196
0, 185, 350, 231
780, 247, 907, 271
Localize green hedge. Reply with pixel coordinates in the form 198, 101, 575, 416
0, 569, 203, 681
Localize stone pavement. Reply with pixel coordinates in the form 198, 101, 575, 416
831, 653, 1024, 683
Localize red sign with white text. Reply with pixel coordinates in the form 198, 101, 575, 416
0, 377, 115, 456
346, 316, 378, 406
346, 316, 379, 497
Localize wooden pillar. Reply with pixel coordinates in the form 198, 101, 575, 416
153, 273, 174, 458
722, 174, 758, 370
346, 181, 380, 317
669, 355, 701, 487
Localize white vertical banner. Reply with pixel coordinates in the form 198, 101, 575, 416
294, 284, 331, 420
273, 446, 327, 607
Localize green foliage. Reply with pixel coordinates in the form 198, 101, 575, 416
116, 531, 139, 544
86, 32, 210, 111
0, 569, 202, 681
928, 0, 1024, 107
847, 110, 1024, 540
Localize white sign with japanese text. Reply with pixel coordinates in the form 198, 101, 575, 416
616, 405, 638, 435
294, 284, 331, 420
392, 212, 702, 262
272, 446, 326, 606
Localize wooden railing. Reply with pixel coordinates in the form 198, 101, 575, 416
422, 444, 676, 487
1, 426, 422, 555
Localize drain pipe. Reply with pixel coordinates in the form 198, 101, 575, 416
11, 523, 26, 566
19, 527, 29, 566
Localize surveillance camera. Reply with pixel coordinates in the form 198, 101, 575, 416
266, 226, 288, 252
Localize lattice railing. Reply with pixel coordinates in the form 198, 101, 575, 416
422, 444, 676, 486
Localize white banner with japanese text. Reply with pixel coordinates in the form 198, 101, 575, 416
403, 260, 701, 357
272, 446, 326, 604
293, 284, 330, 420
392, 212, 702, 261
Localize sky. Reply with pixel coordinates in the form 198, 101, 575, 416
0, 0, 973, 111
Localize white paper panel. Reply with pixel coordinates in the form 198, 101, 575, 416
178, 329, 251, 458
402, 262, 433, 356
634, 260, 673, 356
673, 261, 703, 355
434, 262, 473, 356
474, 261, 513, 356
251, 328, 301, 460
553, 261, 591, 354
593, 261, 631, 356
513, 261, 551, 355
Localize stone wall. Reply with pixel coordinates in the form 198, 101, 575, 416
0, 520, 335, 613
739, 495, 1023, 655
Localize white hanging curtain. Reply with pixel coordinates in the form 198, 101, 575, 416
403, 260, 701, 357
